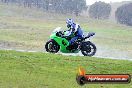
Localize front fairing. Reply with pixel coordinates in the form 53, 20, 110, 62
50, 32, 70, 53
50, 33, 57, 39
49, 27, 79, 53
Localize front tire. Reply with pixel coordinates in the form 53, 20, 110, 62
45, 39, 60, 53
81, 41, 96, 56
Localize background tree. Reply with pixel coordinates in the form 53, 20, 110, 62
0, 0, 86, 16
72, 0, 87, 16
115, 3, 132, 26
89, 1, 111, 19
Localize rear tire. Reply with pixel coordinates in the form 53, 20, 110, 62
81, 41, 96, 56
45, 39, 60, 53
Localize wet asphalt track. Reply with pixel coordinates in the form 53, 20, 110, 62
1, 48, 132, 61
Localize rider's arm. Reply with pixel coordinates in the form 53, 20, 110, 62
64, 29, 72, 36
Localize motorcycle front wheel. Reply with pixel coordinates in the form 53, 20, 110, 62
45, 39, 60, 53
81, 41, 96, 56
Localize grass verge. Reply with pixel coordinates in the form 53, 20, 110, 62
0, 50, 131, 88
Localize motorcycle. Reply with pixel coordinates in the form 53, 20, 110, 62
45, 27, 96, 56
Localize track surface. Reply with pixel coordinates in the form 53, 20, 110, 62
1, 48, 132, 61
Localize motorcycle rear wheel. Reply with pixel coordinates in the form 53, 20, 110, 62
81, 41, 96, 56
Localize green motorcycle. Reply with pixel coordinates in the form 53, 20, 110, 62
45, 27, 96, 56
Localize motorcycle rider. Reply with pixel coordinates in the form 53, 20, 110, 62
64, 19, 83, 50
65, 19, 83, 44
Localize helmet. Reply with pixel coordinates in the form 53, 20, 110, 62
66, 19, 74, 28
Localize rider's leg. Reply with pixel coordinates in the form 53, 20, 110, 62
78, 28, 83, 37
69, 29, 83, 45
69, 36, 78, 45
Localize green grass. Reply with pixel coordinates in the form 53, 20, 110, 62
0, 50, 131, 88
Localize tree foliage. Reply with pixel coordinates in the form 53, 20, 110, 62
115, 3, 132, 26
89, 1, 111, 19
0, 0, 87, 16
